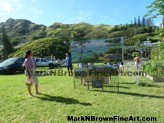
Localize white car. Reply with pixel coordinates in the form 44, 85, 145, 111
55, 59, 66, 67
141, 57, 149, 61
34, 58, 61, 69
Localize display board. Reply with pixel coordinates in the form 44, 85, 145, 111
92, 79, 103, 88
70, 38, 123, 63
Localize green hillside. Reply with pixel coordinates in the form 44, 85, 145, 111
0, 18, 161, 58
10, 37, 69, 59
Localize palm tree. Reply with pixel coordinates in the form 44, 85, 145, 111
74, 40, 90, 62
105, 38, 122, 61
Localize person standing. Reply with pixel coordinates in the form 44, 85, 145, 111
134, 55, 141, 70
65, 52, 73, 76
126, 61, 130, 72
24, 50, 39, 96
78, 63, 86, 85
119, 61, 124, 73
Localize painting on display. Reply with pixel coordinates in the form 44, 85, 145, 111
70, 38, 123, 63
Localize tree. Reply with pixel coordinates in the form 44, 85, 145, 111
146, 0, 164, 28
142, 17, 146, 26
138, 16, 141, 26
1, 26, 14, 58
73, 40, 90, 62
147, 18, 154, 27
134, 17, 137, 25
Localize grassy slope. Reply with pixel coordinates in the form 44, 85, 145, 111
0, 68, 163, 123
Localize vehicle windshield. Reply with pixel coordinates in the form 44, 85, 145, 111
0, 58, 18, 67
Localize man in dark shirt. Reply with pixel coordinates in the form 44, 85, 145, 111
65, 52, 73, 76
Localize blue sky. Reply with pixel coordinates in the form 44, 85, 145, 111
0, 0, 162, 26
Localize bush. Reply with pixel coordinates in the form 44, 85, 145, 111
10, 37, 69, 59
143, 60, 164, 77
132, 52, 139, 57
151, 42, 164, 60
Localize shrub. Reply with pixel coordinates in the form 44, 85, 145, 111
143, 60, 164, 77
10, 38, 69, 59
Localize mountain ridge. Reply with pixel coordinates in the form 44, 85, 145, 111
0, 18, 159, 47
0, 18, 114, 45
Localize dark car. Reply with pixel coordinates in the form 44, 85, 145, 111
0, 57, 24, 74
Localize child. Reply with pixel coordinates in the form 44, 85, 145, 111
119, 62, 124, 73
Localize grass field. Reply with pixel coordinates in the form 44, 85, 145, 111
0, 67, 164, 123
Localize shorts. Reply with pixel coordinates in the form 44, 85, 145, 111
66, 64, 73, 71
25, 69, 38, 86
119, 65, 124, 69
134, 62, 141, 69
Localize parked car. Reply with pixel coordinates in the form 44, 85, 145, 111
0, 57, 24, 74
55, 59, 66, 67
34, 58, 61, 69
141, 57, 149, 61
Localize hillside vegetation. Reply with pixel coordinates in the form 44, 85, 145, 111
0, 18, 160, 58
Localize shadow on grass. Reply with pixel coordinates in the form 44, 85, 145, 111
113, 86, 130, 89
117, 91, 164, 99
119, 82, 136, 85
34, 93, 92, 106
81, 85, 130, 89
119, 82, 163, 88
137, 82, 164, 88
0, 71, 24, 75
93, 90, 164, 99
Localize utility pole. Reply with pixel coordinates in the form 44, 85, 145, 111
121, 37, 124, 62
158, 40, 161, 60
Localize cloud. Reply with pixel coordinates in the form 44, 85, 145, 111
30, 8, 42, 15
0, 0, 25, 22
0, 0, 23, 16
69, 10, 94, 23
0, 1, 14, 15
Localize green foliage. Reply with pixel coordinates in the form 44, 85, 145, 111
143, 60, 164, 77
0, 18, 47, 44
159, 28, 164, 38
151, 42, 164, 60
81, 55, 98, 63
132, 52, 139, 57
146, 0, 164, 18
151, 46, 160, 60
146, 0, 164, 27
32, 31, 47, 40
0, 18, 162, 58
0, 18, 160, 48
10, 38, 69, 59
108, 25, 158, 45
131, 16, 154, 27
1, 26, 14, 58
